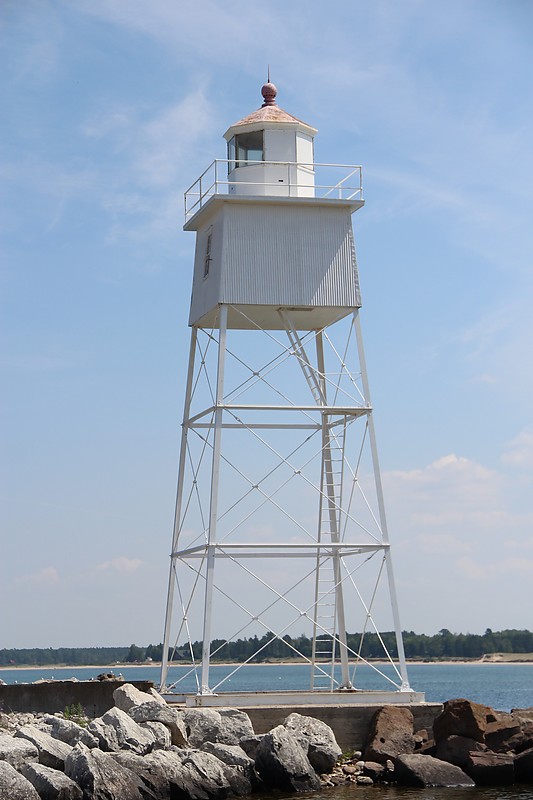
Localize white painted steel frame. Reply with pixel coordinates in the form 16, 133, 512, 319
160, 306, 412, 697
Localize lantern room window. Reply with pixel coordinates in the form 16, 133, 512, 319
227, 130, 264, 172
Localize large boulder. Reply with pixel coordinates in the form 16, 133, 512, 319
0, 761, 41, 800
88, 707, 155, 754
514, 746, 533, 782
181, 708, 254, 748
364, 706, 416, 763
255, 724, 321, 792
283, 712, 341, 773
113, 683, 165, 713
394, 753, 475, 788
139, 720, 172, 749
435, 734, 486, 768
202, 741, 261, 792
129, 701, 188, 746
463, 751, 515, 785
41, 715, 99, 749
433, 698, 491, 744
20, 762, 83, 800
167, 748, 234, 799
64, 742, 149, 800
484, 711, 522, 752
15, 724, 72, 770
0, 731, 39, 769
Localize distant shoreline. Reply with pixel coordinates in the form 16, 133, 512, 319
3, 656, 533, 671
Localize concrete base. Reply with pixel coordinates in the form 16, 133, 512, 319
165, 689, 425, 708
0, 680, 154, 717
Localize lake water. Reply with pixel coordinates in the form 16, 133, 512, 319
2, 662, 533, 711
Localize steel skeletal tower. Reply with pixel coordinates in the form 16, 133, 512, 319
161, 81, 419, 704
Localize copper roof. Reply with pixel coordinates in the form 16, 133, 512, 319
230, 103, 310, 128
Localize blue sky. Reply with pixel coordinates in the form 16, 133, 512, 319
2, 0, 533, 648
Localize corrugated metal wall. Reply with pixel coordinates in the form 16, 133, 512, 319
221, 204, 360, 307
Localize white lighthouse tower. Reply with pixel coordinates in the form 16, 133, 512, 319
160, 81, 421, 704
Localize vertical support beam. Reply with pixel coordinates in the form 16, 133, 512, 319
161, 328, 198, 691
353, 310, 411, 691
200, 304, 228, 694
316, 331, 351, 690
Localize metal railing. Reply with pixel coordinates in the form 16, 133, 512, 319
184, 160, 363, 221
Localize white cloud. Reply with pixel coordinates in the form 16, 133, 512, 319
97, 557, 142, 573
15, 567, 60, 587
502, 428, 533, 469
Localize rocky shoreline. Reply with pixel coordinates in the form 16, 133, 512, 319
1, 684, 533, 798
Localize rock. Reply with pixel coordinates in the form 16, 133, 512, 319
202, 741, 261, 791
356, 774, 373, 785
64, 742, 148, 800
514, 745, 533, 782
0, 761, 41, 800
435, 734, 486, 768
484, 711, 521, 752
464, 751, 515, 785
395, 753, 475, 788
41, 715, 99, 749
433, 698, 491, 744
0, 731, 39, 769
238, 735, 264, 759
15, 724, 72, 770
88, 707, 155, 754
112, 750, 174, 798
362, 761, 386, 781
283, 712, 341, 773
20, 762, 83, 800
169, 748, 234, 799
181, 708, 254, 748
129, 701, 188, 746
112, 683, 165, 713
364, 706, 416, 763
255, 724, 321, 792
139, 720, 172, 749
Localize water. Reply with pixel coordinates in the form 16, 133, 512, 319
2, 662, 533, 712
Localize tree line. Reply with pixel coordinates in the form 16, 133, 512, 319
2, 629, 533, 667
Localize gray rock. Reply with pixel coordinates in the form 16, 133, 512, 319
15, 724, 72, 770
283, 712, 341, 773
112, 750, 174, 797
129, 701, 188, 746
395, 753, 475, 787
169, 748, 234, 799
0, 731, 39, 769
139, 720, 172, 749
181, 708, 254, 748
202, 741, 261, 792
20, 762, 83, 800
238, 735, 264, 759
64, 742, 149, 800
364, 705, 415, 763
88, 707, 155, 754
0, 761, 41, 800
255, 724, 321, 792
112, 683, 166, 713
41, 715, 99, 749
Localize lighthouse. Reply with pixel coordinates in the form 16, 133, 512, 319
160, 81, 420, 704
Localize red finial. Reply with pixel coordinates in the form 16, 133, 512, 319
261, 78, 277, 107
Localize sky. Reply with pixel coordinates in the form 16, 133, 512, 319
1, 0, 533, 649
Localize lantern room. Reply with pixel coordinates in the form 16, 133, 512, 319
224, 81, 317, 197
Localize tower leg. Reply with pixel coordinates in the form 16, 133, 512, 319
353, 310, 411, 691
200, 304, 228, 694
316, 331, 351, 689
160, 328, 198, 691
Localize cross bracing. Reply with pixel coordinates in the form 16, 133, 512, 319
161, 305, 411, 696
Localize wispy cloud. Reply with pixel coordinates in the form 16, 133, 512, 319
15, 567, 60, 587
502, 428, 533, 469
97, 557, 142, 573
